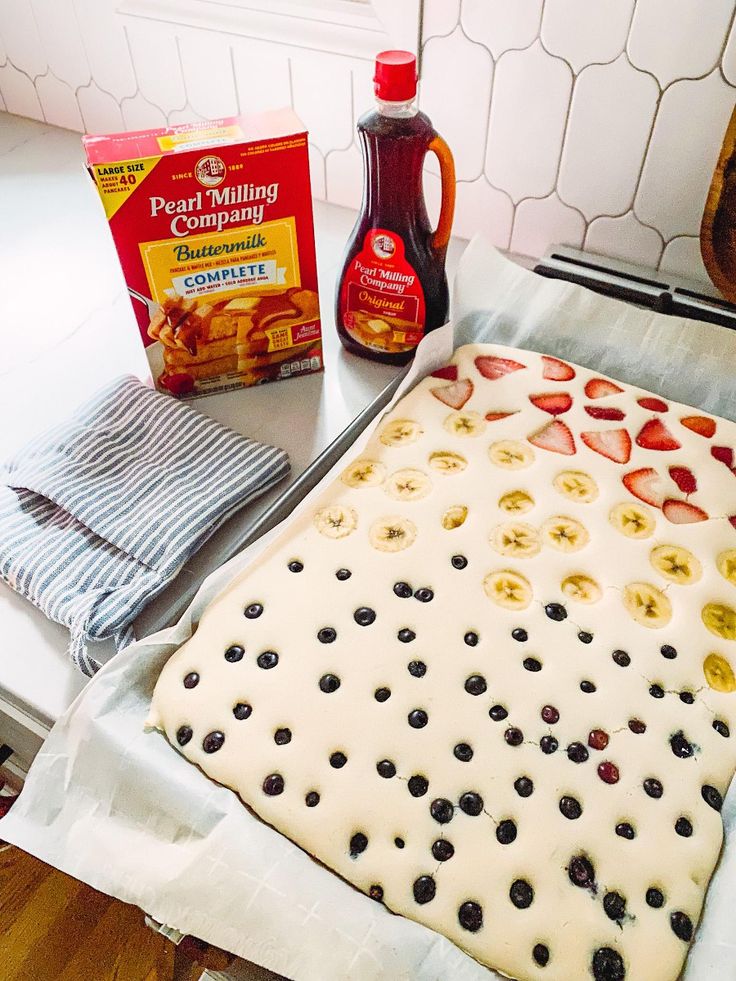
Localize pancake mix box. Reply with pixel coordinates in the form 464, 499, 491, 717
83, 110, 323, 397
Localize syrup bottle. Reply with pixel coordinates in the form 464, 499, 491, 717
335, 50, 456, 365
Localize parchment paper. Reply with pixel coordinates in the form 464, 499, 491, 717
2, 238, 735, 981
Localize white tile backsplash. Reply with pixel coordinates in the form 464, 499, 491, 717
485, 40, 572, 202
557, 54, 658, 219
0, 0, 734, 287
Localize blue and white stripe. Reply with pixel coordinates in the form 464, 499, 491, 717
0, 375, 290, 676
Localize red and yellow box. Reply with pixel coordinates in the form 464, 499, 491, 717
83, 110, 323, 397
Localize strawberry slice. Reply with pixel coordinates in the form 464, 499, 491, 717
528, 420, 576, 455
581, 429, 632, 464
584, 405, 626, 421
622, 468, 664, 508
584, 378, 624, 399
730, 516, 736, 531
431, 364, 458, 381
485, 410, 518, 422
669, 466, 697, 495
431, 378, 474, 410
662, 499, 708, 524
542, 355, 576, 381
712, 446, 734, 467
529, 392, 572, 416
475, 355, 526, 380
681, 415, 716, 438
638, 396, 668, 412
636, 419, 681, 451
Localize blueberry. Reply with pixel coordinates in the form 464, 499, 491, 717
454, 743, 473, 762
393, 581, 413, 598
505, 727, 524, 746
451, 555, 468, 570
374, 687, 391, 702
628, 719, 646, 734
432, 840, 454, 861
376, 760, 396, 778
559, 796, 582, 820
414, 587, 434, 603
578, 631, 593, 644
524, 657, 542, 672
262, 773, 284, 795
567, 742, 589, 763
464, 631, 479, 647
713, 719, 730, 737
670, 911, 693, 942
274, 728, 291, 745
615, 822, 635, 840
354, 607, 376, 626
202, 731, 224, 753
496, 819, 517, 844
675, 817, 693, 837
394, 837, 405, 848
540, 735, 558, 754
680, 691, 695, 704
661, 644, 678, 659
649, 684, 665, 698
349, 832, 368, 857
591, 947, 625, 981
183, 672, 199, 689
319, 674, 340, 693
257, 651, 278, 669
646, 887, 664, 908
288, 560, 303, 573
612, 650, 630, 667
514, 776, 534, 797
643, 778, 663, 798
568, 855, 595, 889
511, 628, 528, 642
533, 944, 550, 967
545, 602, 567, 621
408, 660, 427, 678
317, 627, 337, 644
369, 885, 384, 902
176, 725, 192, 746
413, 876, 436, 904
603, 892, 626, 921
541, 705, 559, 724
244, 603, 263, 619
465, 675, 487, 695
224, 645, 244, 662
233, 702, 252, 720
580, 680, 596, 693
305, 791, 320, 807
670, 731, 694, 758
408, 775, 429, 797
408, 709, 428, 729
330, 751, 347, 768
509, 879, 534, 909
459, 792, 484, 816
398, 628, 416, 643
458, 901, 483, 932
335, 568, 351, 581
489, 704, 508, 722
702, 785, 723, 811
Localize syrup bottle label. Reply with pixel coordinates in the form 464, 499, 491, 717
338, 228, 426, 354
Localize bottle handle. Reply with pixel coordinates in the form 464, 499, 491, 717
428, 134, 456, 253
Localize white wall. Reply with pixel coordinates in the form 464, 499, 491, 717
1, 0, 734, 283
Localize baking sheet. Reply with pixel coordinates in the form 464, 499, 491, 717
3, 238, 736, 981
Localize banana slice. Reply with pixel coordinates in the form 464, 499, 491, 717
650, 545, 702, 585
498, 490, 535, 514
561, 574, 602, 603
702, 603, 736, 641
489, 440, 535, 470
491, 522, 541, 558
429, 451, 468, 475
385, 468, 432, 501
703, 653, 736, 692
541, 516, 589, 552
442, 505, 468, 530
609, 502, 656, 539
379, 419, 423, 446
369, 516, 417, 552
622, 582, 672, 628
717, 549, 736, 586
314, 505, 358, 539
553, 470, 599, 503
443, 411, 486, 438
341, 459, 386, 488
483, 570, 533, 610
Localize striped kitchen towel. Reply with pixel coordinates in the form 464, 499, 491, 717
0, 376, 290, 676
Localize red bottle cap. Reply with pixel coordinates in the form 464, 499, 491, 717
373, 50, 417, 102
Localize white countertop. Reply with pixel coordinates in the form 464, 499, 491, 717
0, 112, 467, 729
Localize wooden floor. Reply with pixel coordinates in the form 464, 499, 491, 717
0, 843, 177, 981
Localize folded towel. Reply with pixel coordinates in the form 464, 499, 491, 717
0, 376, 290, 675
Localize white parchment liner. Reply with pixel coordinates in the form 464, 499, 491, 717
2, 239, 735, 981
